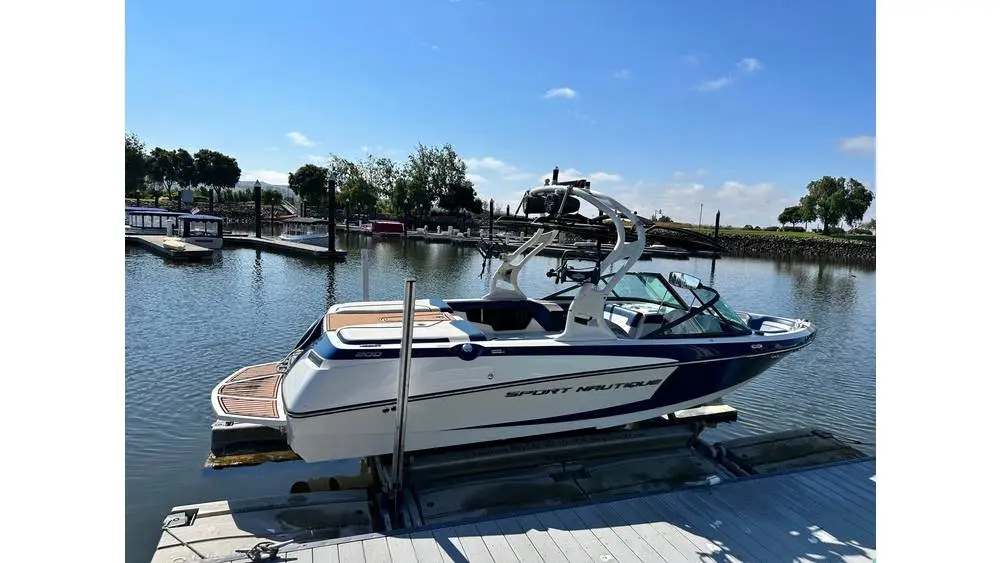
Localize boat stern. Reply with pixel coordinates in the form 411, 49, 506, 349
211, 360, 289, 428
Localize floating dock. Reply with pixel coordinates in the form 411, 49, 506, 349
223, 235, 347, 260
125, 235, 214, 261
152, 405, 874, 562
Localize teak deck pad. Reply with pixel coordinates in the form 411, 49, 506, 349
216, 360, 294, 419
325, 311, 454, 331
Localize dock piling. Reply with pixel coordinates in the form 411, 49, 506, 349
361, 249, 371, 301
327, 176, 337, 253
253, 180, 262, 238
390, 279, 417, 523
714, 210, 721, 240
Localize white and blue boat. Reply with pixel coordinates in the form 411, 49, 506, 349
211, 171, 817, 463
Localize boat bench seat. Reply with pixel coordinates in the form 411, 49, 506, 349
603, 304, 643, 338
603, 303, 671, 339
447, 299, 567, 333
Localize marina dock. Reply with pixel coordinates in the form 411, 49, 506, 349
223, 235, 347, 259
125, 234, 214, 261
153, 407, 875, 562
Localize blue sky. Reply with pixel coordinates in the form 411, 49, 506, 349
126, 0, 875, 226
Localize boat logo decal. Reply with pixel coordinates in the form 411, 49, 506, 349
505, 379, 662, 398
355, 351, 383, 358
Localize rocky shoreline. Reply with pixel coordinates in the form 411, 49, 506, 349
716, 233, 875, 262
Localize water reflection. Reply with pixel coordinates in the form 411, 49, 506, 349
251, 250, 264, 313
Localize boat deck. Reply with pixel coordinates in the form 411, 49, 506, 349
155, 458, 874, 562
214, 359, 296, 420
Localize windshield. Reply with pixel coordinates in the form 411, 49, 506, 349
545, 272, 684, 309
694, 287, 748, 331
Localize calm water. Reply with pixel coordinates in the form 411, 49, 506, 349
124, 235, 875, 562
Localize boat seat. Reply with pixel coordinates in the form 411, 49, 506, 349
448, 299, 567, 333
603, 304, 644, 338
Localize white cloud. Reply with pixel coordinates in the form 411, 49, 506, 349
737, 57, 764, 73
590, 172, 623, 183
240, 169, 289, 185
360, 145, 371, 154
543, 87, 577, 99
306, 154, 327, 165
467, 174, 488, 184
838, 135, 876, 156
673, 168, 709, 179
431, 44, 439, 50
465, 156, 517, 174
286, 132, 316, 147
613, 69, 631, 79
695, 77, 735, 92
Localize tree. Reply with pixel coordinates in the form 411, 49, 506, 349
402, 143, 481, 216
288, 164, 329, 209
798, 176, 873, 234
842, 180, 875, 229
145, 147, 174, 207
125, 132, 147, 204
194, 149, 242, 212
172, 148, 196, 205
777, 206, 799, 227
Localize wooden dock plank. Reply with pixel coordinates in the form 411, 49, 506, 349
692, 480, 835, 561
546, 508, 615, 563
471, 520, 520, 563
492, 516, 544, 563
518, 514, 587, 562
384, 534, 420, 563
588, 502, 668, 563
528, 511, 595, 563
431, 527, 469, 563
289, 548, 314, 563
312, 544, 341, 563
567, 504, 646, 563
599, 497, 697, 562
407, 531, 446, 563
452, 523, 498, 563
292, 459, 875, 563
515, 514, 571, 563
638, 494, 735, 560
362, 536, 393, 563
338, 539, 367, 562
669, 488, 788, 561
783, 470, 875, 528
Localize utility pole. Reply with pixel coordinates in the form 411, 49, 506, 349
699, 203, 703, 227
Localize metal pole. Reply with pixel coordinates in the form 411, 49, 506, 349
253, 180, 262, 238
698, 203, 703, 228
327, 177, 337, 253
390, 279, 417, 518
488, 199, 494, 241
361, 249, 371, 301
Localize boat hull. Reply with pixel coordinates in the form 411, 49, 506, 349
280, 234, 330, 246
277, 342, 801, 462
